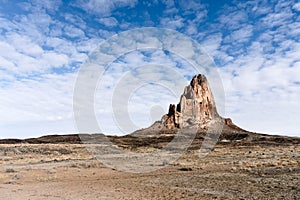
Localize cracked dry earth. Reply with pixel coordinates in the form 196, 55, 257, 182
0, 143, 299, 199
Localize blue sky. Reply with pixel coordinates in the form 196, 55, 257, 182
0, 0, 300, 138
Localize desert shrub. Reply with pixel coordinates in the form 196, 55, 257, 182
5, 168, 15, 173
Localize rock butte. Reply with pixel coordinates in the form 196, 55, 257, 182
129, 73, 249, 138
161, 74, 220, 129
147, 74, 236, 132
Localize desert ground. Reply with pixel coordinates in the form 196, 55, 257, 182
0, 138, 299, 200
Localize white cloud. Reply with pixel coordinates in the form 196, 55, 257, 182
160, 16, 184, 30
162, 0, 175, 8
178, 0, 207, 16
200, 33, 222, 55
228, 25, 253, 43
41, 52, 69, 68
97, 17, 118, 27
0, 56, 15, 71
159, 0, 207, 35
293, 2, 300, 11
63, 25, 86, 38
72, 0, 138, 16
5, 33, 44, 57
63, 13, 87, 30
250, 0, 272, 16
262, 11, 294, 28
29, 0, 62, 12
0, 72, 77, 138
218, 9, 248, 30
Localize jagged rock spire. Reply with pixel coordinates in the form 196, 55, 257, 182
162, 74, 220, 129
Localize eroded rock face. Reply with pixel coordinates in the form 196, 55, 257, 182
162, 74, 220, 129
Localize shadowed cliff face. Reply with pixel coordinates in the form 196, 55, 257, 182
161, 74, 221, 129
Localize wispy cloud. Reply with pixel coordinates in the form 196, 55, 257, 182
96, 17, 119, 28
0, 72, 76, 138
72, 0, 138, 16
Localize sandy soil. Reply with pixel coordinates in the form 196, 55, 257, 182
0, 143, 299, 199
